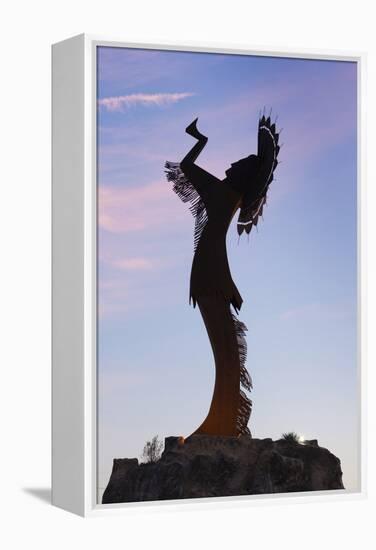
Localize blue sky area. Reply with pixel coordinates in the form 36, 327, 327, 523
97, 46, 358, 497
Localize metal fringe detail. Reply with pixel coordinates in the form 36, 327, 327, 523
165, 161, 208, 251
232, 313, 253, 436
232, 314, 252, 391
237, 391, 252, 436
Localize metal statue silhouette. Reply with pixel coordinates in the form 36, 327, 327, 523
165, 113, 280, 437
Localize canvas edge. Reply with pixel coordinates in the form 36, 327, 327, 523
357, 51, 367, 502
52, 33, 86, 516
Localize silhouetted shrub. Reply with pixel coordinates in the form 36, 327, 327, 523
282, 432, 300, 443
141, 435, 164, 463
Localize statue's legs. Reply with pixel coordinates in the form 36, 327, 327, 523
189, 294, 251, 437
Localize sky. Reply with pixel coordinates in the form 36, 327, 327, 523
96, 46, 358, 499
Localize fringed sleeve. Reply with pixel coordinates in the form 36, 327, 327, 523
165, 161, 218, 251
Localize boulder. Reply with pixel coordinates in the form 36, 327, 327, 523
102, 435, 344, 504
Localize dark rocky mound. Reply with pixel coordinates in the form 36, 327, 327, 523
102, 435, 344, 504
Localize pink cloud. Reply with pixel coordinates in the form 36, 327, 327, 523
98, 142, 168, 163
112, 257, 154, 271
99, 180, 185, 233
98, 92, 195, 112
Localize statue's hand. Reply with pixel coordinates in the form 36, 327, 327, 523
185, 118, 207, 141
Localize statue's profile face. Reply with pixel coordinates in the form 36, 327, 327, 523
225, 155, 260, 194
225, 162, 239, 177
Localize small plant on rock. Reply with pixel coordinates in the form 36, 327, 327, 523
282, 432, 300, 443
141, 435, 164, 463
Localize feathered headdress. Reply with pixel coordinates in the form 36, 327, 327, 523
237, 113, 280, 236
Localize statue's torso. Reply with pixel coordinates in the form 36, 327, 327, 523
190, 178, 243, 312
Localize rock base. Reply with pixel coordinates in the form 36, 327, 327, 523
102, 435, 344, 504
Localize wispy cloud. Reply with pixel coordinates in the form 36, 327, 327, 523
280, 302, 351, 322
112, 257, 154, 271
98, 92, 195, 112
99, 181, 187, 233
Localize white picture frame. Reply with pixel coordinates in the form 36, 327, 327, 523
52, 33, 366, 517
